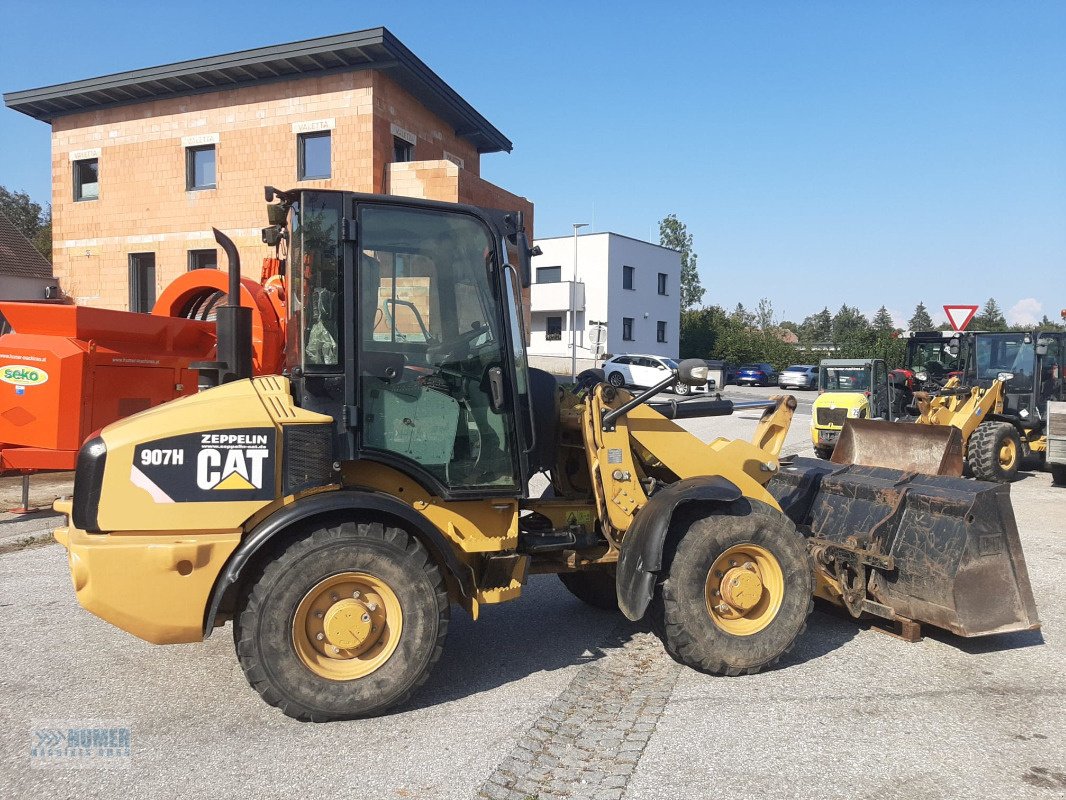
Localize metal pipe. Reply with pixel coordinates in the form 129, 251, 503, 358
601, 373, 679, 429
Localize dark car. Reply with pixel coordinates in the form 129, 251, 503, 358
736, 363, 777, 386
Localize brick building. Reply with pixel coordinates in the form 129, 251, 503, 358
4, 28, 531, 310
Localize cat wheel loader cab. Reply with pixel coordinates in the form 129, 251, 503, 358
810, 358, 892, 459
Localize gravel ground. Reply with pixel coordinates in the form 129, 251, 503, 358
1, 385, 1063, 799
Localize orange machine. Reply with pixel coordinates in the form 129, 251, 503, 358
0, 261, 287, 474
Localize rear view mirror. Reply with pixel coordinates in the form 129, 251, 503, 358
677, 358, 709, 386
267, 203, 288, 226
1036, 338, 1050, 356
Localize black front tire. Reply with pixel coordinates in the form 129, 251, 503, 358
968, 421, 1022, 483
607, 371, 625, 388
558, 569, 620, 611
234, 521, 449, 721
651, 499, 813, 675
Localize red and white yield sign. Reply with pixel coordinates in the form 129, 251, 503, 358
944, 305, 979, 332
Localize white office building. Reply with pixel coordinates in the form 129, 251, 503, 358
528, 232, 681, 375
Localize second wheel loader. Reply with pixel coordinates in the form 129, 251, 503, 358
52, 188, 1039, 721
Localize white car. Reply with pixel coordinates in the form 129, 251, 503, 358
602, 354, 704, 395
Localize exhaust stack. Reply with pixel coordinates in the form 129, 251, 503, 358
191, 229, 253, 389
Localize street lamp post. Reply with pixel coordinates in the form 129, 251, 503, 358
571, 222, 589, 381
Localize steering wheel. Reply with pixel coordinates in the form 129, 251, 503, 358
432, 322, 488, 363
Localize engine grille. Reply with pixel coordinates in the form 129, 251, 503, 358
817, 407, 848, 427
283, 424, 334, 496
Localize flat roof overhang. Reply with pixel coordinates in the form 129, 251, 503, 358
3, 27, 512, 154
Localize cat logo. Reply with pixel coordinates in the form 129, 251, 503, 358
197, 444, 269, 491
131, 429, 276, 503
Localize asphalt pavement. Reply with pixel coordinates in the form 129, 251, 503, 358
1, 388, 1063, 799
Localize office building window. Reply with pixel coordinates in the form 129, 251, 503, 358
536, 266, 561, 283
129, 253, 156, 312
546, 316, 563, 341
622, 317, 634, 341
658, 273, 668, 295
623, 265, 634, 290
657, 321, 667, 342
298, 131, 331, 180
393, 136, 414, 163
186, 145, 216, 190
188, 249, 217, 270
73, 158, 99, 201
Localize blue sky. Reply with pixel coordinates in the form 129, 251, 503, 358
2, 1, 1064, 327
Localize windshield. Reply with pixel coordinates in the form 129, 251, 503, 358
664, 358, 679, 369
287, 192, 343, 373
784, 365, 808, 372
973, 334, 1035, 382
908, 340, 962, 375
820, 366, 871, 391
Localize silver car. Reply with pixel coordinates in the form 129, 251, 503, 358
779, 364, 818, 390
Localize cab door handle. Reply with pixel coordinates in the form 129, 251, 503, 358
488, 366, 505, 411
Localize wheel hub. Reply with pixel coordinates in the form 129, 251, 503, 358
999, 439, 1017, 469
323, 598, 375, 651
705, 544, 785, 636
293, 572, 401, 680
719, 565, 764, 612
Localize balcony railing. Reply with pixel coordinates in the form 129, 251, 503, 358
530, 281, 584, 312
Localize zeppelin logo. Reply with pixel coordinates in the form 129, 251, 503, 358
132, 428, 276, 503
0, 365, 49, 386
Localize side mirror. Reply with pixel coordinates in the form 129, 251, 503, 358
677, 358, 709, 387
657, 364, 667, 370
267, 203, 288, 226
1036, 338, 1050, 356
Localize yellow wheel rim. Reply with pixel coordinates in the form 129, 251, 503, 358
292, 572, 403, 681
999, 438, 1018, 470
705, 544, 784, 636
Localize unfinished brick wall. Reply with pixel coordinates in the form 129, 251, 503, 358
49, 70, 525, 311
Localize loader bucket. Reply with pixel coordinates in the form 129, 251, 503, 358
769, 457, 1040, 637
832, 418, 964, 477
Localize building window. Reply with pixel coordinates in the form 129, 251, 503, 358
623, 265, 635, 290
129, 253, 156, 312
187, 249, 217, 270
536, 266, 561, 284
657, 321, 667, 343
186, 145, 216, 190
298, 131, 331, 180
622, 317, 634, 341
546, 316, 563, 341
393, 136, 414, 163
658, 273, 668, 295
73, 158, 99, 201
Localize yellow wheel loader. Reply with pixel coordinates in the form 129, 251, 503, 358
53, 189, 1040, 721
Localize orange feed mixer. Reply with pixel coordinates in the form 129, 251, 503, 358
0, 260, 286, 475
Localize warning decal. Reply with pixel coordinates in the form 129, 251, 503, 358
131, 428, 276, 503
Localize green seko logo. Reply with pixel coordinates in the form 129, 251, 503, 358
0, 364, 49, 386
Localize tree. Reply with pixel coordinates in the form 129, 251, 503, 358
755, 297, 774, 330
730, 302, 755, 328
799, 307, 833, 343
659, 214, 704, 310
832, 304, 869, 342
973, 297, 1007, 332
0, 185, 51, 261
908, 302, 934, 332
872, 305, 896, 333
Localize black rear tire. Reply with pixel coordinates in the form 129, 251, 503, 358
607, 371, 625, 388
968, 421, 1021, 483
234, 521, 449, 721
650, 499, 813, 676
558, 569, 620, 611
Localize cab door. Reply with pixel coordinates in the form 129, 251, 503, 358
870, 359, 892, 420
350, 201, 524, 498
